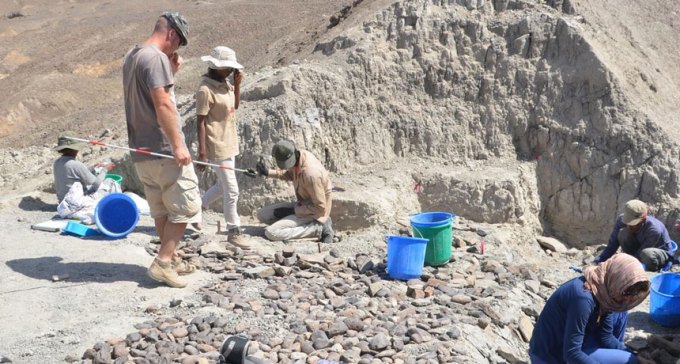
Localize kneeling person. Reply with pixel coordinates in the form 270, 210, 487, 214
593, 199, 674, 271
255, 140, 334, 244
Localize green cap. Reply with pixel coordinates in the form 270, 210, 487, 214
54, 131, 86, 152
272, 140, 297, 169
622, 199, 648, 226
161, 11, 189, 46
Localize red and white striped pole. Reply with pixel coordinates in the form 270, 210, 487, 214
64, 136, 255, 175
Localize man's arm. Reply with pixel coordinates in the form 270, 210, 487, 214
150, 86, 191, 165
73, 162, 102, 195
596, 215, 625, 263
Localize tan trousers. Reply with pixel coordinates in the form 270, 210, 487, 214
257, 202, 322, 241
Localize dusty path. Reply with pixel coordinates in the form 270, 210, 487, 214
0, 193, 213, 362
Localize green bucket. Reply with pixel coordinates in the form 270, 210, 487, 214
410, 212, 454, 266
105, 173, 123, 187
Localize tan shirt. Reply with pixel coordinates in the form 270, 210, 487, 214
195, 76, 239, 160
269, 150, 332, 223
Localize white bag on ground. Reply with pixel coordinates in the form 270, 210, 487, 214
57, 179, 121, 224
124, 191, 150, 216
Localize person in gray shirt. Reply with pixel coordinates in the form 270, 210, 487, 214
53, 131, 107, 203
123, 12, 201, 288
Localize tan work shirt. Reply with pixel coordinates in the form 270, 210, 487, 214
195, 76, 239, 160
268, 150, 332, 223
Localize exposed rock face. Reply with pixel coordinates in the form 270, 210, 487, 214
83, 0, 680, 246
179, 0, 680, 246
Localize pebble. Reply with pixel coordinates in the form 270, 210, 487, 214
79, 225, 595, 364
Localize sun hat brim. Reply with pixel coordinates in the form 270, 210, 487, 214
201, 55, 243, 70
54, 142, 86, 152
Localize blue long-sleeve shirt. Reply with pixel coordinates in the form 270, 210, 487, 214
597, 214, 671, 263
529, 277, 627, 364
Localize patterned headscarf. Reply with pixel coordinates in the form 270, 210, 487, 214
583, 253, 650, 313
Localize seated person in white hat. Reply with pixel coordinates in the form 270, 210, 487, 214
593, 199, 675, 271
53, 131, 110, 204
255, 140, 334, 244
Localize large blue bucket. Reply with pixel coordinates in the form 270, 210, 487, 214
386, 236, 429, 280
95, 193, 139, 238
410, 212, 453, 228
650, 273, 680, 327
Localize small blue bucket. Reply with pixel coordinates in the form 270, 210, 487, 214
95, 193, 139, 238
386, 235, 429, 280
669, 241, 678, 255
410, 212, 453, 228
650, 273, 680, 327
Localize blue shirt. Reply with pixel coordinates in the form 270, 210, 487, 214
597, 214, 671, 262
529, 277, 626, 364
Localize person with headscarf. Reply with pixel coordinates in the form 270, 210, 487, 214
529, 253, 650, 364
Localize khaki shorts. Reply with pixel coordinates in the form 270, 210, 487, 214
134, 159, 201, 224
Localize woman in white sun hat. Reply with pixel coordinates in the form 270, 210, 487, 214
195, 46, 250, 249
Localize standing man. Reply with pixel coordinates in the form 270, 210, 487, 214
255, 140, 334, 244
593, 199, 675, 271
123, 12, 201, 288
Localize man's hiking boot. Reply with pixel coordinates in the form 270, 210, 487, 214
227, 227, 252, 249
172, 256, 196, 275
320, 217, 334, 244
148, 258, 187, 288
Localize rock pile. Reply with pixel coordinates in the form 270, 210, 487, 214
79, 226, 548, 363
628, 334, 680, 364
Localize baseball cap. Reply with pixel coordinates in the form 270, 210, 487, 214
622, 199, 648, 226
161, 11, 189, 46
271, 141, 297, 169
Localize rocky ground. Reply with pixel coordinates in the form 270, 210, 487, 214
2, 191, 679, 363
2, 0, 680, 363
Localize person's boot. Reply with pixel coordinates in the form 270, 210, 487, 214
148, 257, 187, 288
227, 227, 252, 249
172, 256, 197, 275
320, 217, 334, 244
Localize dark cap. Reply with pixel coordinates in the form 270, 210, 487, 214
161, 11, 189, 46
54, 131, 87, 152
272, 140, 297, 170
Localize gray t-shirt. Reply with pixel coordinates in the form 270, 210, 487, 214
122, 45, 184, 161
53, 156, 101, 203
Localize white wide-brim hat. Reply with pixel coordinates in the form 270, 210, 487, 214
201, 46, 244, 70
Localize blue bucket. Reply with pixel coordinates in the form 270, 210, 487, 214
386, 235, 429, 280
410, 212, 453, 228
650, 273, 680, 327
95, 193, 139, 238
669, 241, 678, 255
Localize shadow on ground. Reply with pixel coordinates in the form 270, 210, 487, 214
627, 311, 679, 335
5, 256, 159, 288
18, 196, 58, 212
